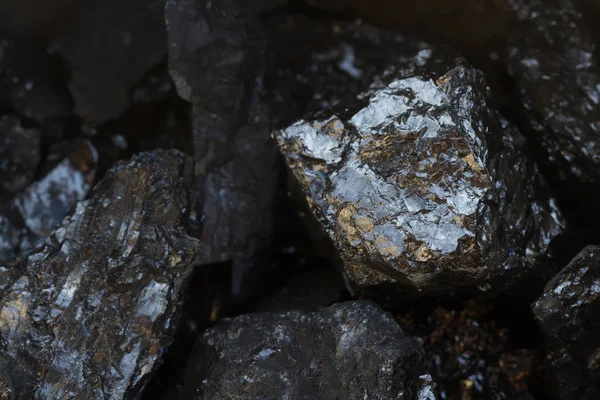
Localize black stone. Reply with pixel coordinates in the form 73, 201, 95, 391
0, 150, 200, 399
533, 245, 600, 400
181, 301, 435, 399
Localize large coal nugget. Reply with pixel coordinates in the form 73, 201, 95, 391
532, 245, 600, 400
275, 48, 563, 299
181, 301, 435, 399
507, 0, 600, 184
0, 150, 200, 399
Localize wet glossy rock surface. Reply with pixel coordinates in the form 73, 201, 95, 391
507, 0, 600, 184
533, 245, 600, 400
0, 150, 200, 399
275, 48, 563, 300
181, 301, 434, 399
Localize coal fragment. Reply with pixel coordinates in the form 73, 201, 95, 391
275, 47, 564, 300
165, 0, 278, 300
532, 245, 600, 400
49, 0, 167, 123
0, 114, 41, 198
507, 0, 600, 184
0, 150, 200, 399
181, 301, 434, 399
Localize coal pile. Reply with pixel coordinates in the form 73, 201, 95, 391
1, 1, 599, 399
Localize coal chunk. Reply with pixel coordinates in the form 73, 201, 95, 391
49, 0, 167, 123
166, 0, 278, 300
507, 0, 600, 184
0, 150, 200, 399
275, 47, 564, 300
181, 301, 434, 399
532, 245, 600, 400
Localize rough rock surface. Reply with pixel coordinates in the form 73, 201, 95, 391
49, 0, 167, 123
532, 245, 600, 400
275, 47, 564, 299
181, 301, 435, 399
0, 150, 200, 399
165, 0, 278, 300
507, 0, 600, 184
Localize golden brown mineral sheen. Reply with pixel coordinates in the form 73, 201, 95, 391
275, 50, 563, 300
0, 150, 200, 399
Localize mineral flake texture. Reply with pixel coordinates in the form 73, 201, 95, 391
0, 150, 200, 399
275, 50, 563, 299
507, 0, 600, 183
182, 301, 434, 399
532, 245, 600, 400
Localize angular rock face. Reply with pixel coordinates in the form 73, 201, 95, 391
165, 0, 278, 300
532, 245, 600, 400
0, 150, 200, 399
507, 0, 600, 184
181, 301, 435, 399
275, 48, 564, 299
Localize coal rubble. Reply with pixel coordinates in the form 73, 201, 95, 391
1, 0, 600, 399
533, 245, 600, 400
275, 48, 563, 300
181, 301, 434, 399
